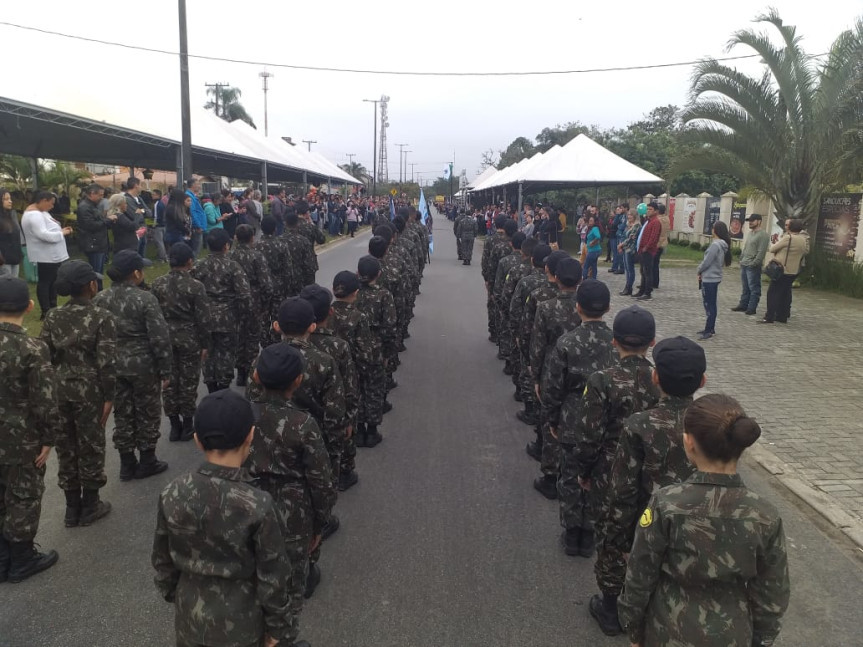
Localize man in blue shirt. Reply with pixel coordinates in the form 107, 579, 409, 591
185, 178, 207, 256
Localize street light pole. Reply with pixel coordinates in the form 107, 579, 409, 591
259, 70, 273, 136
362, 99, 379, 197
403, 151, 412, 186
302, 140, 317, 152
177, 0, 193, 181
396, 143, 409, 184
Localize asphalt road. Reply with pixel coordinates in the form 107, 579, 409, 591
1, 212, 861, 646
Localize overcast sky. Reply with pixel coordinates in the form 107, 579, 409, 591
2, 1, 861, 182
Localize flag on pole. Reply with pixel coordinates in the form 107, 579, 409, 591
443, 165, 450, 180
418, 189, 430, 225
389, 196, 397, 221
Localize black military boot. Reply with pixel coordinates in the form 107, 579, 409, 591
79, 489, 112, 526
338, 470, 358, 492
354, 423, 367, 448
579, 529, 596, 558
0, 535, 9, 583
168, 415, 182, 442
135, 449, 169, 480
64, 488, 82, 527
387, 377, 398, 390
179, 415, 195, 442
119, 452, 138, 482
589, 593, 623, 636
525, 440, 541, 462
516, 402, 538, 426
503, 363, 513, 376
293, 641, 311, 647
303, 563, 321, 599
513, 390, 523, 403
562, 528, 581, 556
7, 541, 59, 583
382, 400, 393, 414
533, 475, 558, 500
364, 425, 383, 448
235, 368, 248, 388
322, 515, 340, 541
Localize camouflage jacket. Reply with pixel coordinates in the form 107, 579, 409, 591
542, 320, 615, 440
282, 229, 316, 293
492, 250, 520, 307
309, 328, 359, 424
508, 268, 546, 342
574, 355, 660, 478
230, 243, 274, 312
257, 234, 293, 303
355, 283, 398, 356
152, 462, 292, 645
602, 395, 696, 552
246, 393, 335, 539
390, 239, 419, 291
457, 215, 478, 239
619, 472, 790, 647
330, 300, 380, 368
0, 323, 58, 464
299, 219, 325, 253
499, 257, 532, 316
190, 252, 253, 333
521, 282, 560, 344
408, 220, 429, 258
150, 271, 211, 353
40, 299, 117, 403
530, 290, 581, 385
378, 251, 408, 316
453, 215, 465, 238
481, 231, 509, 283
402, 225, 426, 271
93, 283, 172, 379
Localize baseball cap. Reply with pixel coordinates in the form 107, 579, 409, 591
193, 390, 255, 451
55, 260, 97, 296
333, 270, 360, 298
554, 257, 582, 288
277, 297, 315, 334
653, 336, 707, 397
256, 342, 304, 390
576, 279, 611, 314
0, 276, 30, 313
613, 305, 656, 347
358, 255, 381, 281
745, 213, 763, 222
531, 243, 552, 268
299, 284, 333, 323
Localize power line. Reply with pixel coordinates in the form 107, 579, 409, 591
0, 20, 829, 77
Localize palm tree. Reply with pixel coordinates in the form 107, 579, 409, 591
673, 11, 863, 226
339, 161, 370, 183
204, 85, 256, 129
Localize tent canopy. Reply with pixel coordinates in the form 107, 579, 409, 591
467, 165, 499, 190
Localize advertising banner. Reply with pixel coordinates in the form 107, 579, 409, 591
703, 197, 720, 235
730, 203, 747, 239
681, 198, 697, 233
816, 194, 861, 260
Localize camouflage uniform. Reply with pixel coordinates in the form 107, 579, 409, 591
0, 323, 58, 543
354, 283, 396, 427
541, 321, 615, 533
456, 214, 478, 262
151, 271, 210, 418
491, 249, 520, 363
481, 231, 510, 340
390, 237, 419, 316
93, 284, 172, 452
377, 249, 409, 363
453, 214, 465, 260
246, 393, 335, 645
618, 472, 790, 647
191, 253, 252, 388
498, 256, 532, 376
298, 219, 325, 268
509, 268, 546, 396
152, 462, 292, 647
230, 243, 274, 373
283, 229, 317, 295
519, 281, 559, 414
258, 233, 294, 345
407, 219, 429, 270
596, 395, 696, 597
40, 301, 117, 491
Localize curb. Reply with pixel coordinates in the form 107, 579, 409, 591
318, 227, 372, 255
748, 443, 863, 551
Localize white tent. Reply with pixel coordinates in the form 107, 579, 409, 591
467, 165, 499, 190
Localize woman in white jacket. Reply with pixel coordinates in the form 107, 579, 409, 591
21, 190, 72, 319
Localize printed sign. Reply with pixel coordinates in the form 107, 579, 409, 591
730, 203, 747, 239
681, 198, 697, 233
816, 194, 861, 260
703, 197, 720, 235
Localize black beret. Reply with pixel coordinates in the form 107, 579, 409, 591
576, 279, 610, 313
277, 297, 315, 334
299, 284, 332, 322
256, 342, 304, 390
0, 276, 30, 312
193, 389, 255, 450
56, 260, 97, 296
207, 228, 231, 249
368, 235, 388, 259
532, 243, 552, 267
358, 255, 381, 281
168, 242, 195, 267
261, 215, 277, 234
613, 305, 656, 347
545, 250, 570, 275
653, 336, 706, 381
333, 270, 360, 297
503, 219, 518, 236
109, 249, 144, 278
554, 257, 582, 287
494, 215, 508, 230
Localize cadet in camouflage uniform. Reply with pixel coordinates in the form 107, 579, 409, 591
151, 243, 210, 443
0, 277, 60, 582
527, 257, 582, 496
619, 393, 790, 647
404, 207, 428, 274
541, 280, 615, 555
94, 250, 172, 482
231, 224, 274, 387
491, 220, 519, 342
300, 284, 360, 492
482, 215, 511, 342
499, 237, 538, 387
258, 216, 295, 346
354, 257, 396, 446
456, 209, 478, 265
283, 210, 317, 295
152, 389, 295, 647
369, 233, 407, 379
247, 344, 335, 647
590, 336, 703, 636
388, 219, 420, 323
41, 261, 116, 528
453, 211, 465, 260
191, 229, 252, 392
491, 232, 526, 371
374, 224, 415, 346
296, 200, 325, 269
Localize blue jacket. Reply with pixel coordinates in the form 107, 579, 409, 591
615, 212, 628, 239
186, 190, 207, 231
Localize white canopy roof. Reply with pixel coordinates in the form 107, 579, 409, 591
473, 155, 531, 192
467, 165, 499, 189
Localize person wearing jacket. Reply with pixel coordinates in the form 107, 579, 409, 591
0, 190, 24, 278
123, 178, 152, 264
695, 221, 732, 340
617, 208, 641, 296
652, 203, 671, 288
185, 178, 207, 256
21, 191, 72, 319
759, 218, 809, 325
203, 193, 225, 231
634, 203, 662, 301
610, 204, 628, 274
732, 213, 770, 315
75, 184, 115, 289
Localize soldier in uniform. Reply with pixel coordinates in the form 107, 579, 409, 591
619, 394, 790, 647
94, 250, 172, 481
152, 389, 295, 647
247, 343, 335, 647
590, 336, 703, 636
296, 199, 325, 267
456, 209, 478, 265
231, 224, 273, 387
368, 234, 406, 387
354, 257, 397, 447
41, 261, 116, 527
499, 236, 538, 388
300, 284, 360, 492
385, 219, 420, 327
404, 207, 427, 275
481, 215, 510, 342
528, 257, 582, 495
541, 279, 616, 556
453, 210, 465, 261
393, 213, 422, 295
258, 216, 294, 346
283, 210, 317, 295
191, 229, 252, 393
0, 277, 60, 582
491, 232, 526, 371
151, 243, 210, 443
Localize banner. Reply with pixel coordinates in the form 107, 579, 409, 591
667, 198, 676, 231
816, 194, 861, 260
730, 203, 747, 239
681, 197, 697, 233
418, 189, 430, 225
389, 196, 397, 221
703, 197, 720, 235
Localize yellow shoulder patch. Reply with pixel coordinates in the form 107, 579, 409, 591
583, 385, 589, 397
640, 508, 653, 528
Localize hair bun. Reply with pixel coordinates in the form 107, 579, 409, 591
730, 416, 761, 449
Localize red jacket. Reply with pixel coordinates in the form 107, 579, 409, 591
638, 215, 661, 255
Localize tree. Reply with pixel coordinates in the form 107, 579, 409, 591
498, 137, 535, 169
339, 162, 370, 183
0, 154, 35, 192
479, 149, 499, 171
40, 161, 92, 197
204, 85, 256, 129
673, 11, 863, 225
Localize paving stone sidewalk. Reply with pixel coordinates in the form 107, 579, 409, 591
595, 260, 863, 522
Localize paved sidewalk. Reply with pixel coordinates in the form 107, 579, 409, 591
594, 260, 863, 525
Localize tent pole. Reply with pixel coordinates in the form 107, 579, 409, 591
261, 161, 268, 200
178, 0, 193, 180
595, 186, 600, 206
30, 157, 39, 190
303, 171, 308, 196
517, 182, 523, 217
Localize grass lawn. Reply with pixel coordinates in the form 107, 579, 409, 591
560, 230, 705, 265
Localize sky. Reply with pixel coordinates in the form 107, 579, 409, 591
1, 0, 861, 183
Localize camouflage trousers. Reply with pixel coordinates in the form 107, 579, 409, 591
176, 638, 260, 647
163, 346, 202, 418
204, 331, 238, 386
359, 362, 387, 426
325, 435, 344, 488
594, 538, 628, 596
285, 538, 310, 645
460, 237, 475, 262
0, 463, 46, 543
518, 349, 538, 409
456, 236, 462, 259
486, 292, 497, 338
56, 400, 107, 491
540, 418, 560, 480
236, 310, 262, 373
340, 431, 356, 476
558, 443, 613, 533
497, 309, 514, 364
113, 374, 162, 453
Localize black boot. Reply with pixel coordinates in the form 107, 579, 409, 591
525, 441, 541, 462
338, 470, 358, 492
64, 488, 82, 528
7, 541, 59, 583
135, 449, 169, 480
0, 535, 9, 583
236, 368, 248, 388
365, 425, 383, 448
579, 529, 596, 558
387, 377, 398, 390
589, 593, 623, 636
79, 489, 112, 526
619, 288, 632, 296
119, 452, 138, 482
179, 415, 195, 442
563, 528, 581, 556
382, 400, 393, 414
516, 402, 538, 426
205, 382, 218, 394
354, 423, 367, 448
322, 515, 340, 541
303, 563, 321, 599
168, 415, 182, 442
533, 475, 558, 500
503, 363, 513, 376
513, 390, 523, 403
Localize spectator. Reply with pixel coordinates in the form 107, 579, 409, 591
611, 204, 628, 274
185, 178, 207, 255
203, 192, 225, 231
522, 211, 535, 238
604, 210, 616, 263
732, 213, 769, 316
124, 178, 153, 265
653, 203, 671, 289
0, 190, 24, 278
75, 184, 115, 289
617, 208, 641, 296
251, 190, 264, 235
164, 189, 192, 247
759, 218, 809, 325
634, 202, 662, 301
113, 187, 142, 257
346, 200, 360, 237
582, 214, 602, 280
21, 190, 72, 319
271, 188, 287, 235
149, 188, 168, 263
696, 221, 732, 340
219, 188, 238, 238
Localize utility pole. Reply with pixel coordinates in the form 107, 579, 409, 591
204, 82, 229, 118
410, 163, 417, 183
362, 99, 379, 196
178, 0, 193, 181
403, 151, 412, 186
346, 153, 356, 166
259, 71, 273, 136
302, 140, 317, 152
396, 143, 409, 184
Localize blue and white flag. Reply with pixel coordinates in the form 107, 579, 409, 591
418, 189, 430, 225
443, 165, 450, 180
389, 196, 397, 221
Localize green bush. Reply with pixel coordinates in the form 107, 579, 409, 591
732, 247, 742, 257
680, 239, 691, 246
800, 251, 863, 299
701, 243, 711, 251
689, 241, 702, 250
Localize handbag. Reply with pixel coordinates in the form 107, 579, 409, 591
764, 237, 792, 281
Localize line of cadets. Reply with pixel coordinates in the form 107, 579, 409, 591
479, 213, 790, 646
